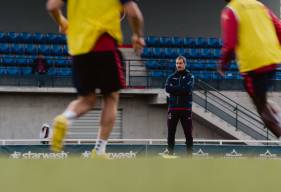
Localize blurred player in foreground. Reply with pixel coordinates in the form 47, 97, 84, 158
218, 0, 281, 139
46, 0, 144, 157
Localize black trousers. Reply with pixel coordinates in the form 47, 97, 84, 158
167, 110, 193, 154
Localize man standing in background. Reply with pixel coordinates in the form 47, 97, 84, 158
161, 56, 194, 158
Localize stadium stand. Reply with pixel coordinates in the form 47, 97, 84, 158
0, 32, 280, 88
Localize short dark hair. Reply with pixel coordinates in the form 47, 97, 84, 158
176, 56, 186, 64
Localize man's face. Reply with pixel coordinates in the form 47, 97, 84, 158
176, 59, 186, 71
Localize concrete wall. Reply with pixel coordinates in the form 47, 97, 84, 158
220, 91, 281, 112
0, 91, 226, 140
0, 0, 278, 42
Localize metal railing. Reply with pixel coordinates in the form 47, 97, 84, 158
193, 79, 275, 140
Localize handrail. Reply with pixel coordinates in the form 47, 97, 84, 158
196, 79, 263, 120
197, 88, 262, 121
197, 90, 267, 134
194, 79, 275, 139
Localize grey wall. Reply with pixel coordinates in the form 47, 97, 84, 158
0, 92, 226, 140
0, 0, 56, 33
0, 0, 278, 41
1, 90, 280, 140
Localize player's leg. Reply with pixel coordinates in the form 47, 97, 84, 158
91, 50, 125, 157
51, 52, 97, 152
180, 110, 193, 155
92, 92, 119, 156
51, 94, 96, 152
244, 71, 281, 138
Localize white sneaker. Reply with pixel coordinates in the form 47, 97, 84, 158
159, 149, 179, 159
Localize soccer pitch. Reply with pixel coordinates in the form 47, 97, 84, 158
0, 158, 280, 192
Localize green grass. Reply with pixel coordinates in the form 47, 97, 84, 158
0, 158, 281, 192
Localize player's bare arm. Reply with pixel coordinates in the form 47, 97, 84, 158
46, 0, 68, 34
123, 1, 145, 54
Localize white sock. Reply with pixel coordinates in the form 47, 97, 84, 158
62, 110, 77, 124
94, 139, 108, 155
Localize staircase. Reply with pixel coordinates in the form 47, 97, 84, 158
192, 79, 275, 141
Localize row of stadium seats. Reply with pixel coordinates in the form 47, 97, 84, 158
0, 32, 66, 44
141, 47, 221, 59
144, 60, 238, 70
0, 66, 72, 76
145, 36, 222, 48
149, 70, 281, 80
0, 44, 68, 56
0, 54, 70, 60
0, 56, 72, 66
149, 70, 241, 80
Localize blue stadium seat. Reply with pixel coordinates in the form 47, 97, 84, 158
0, 66, 9, 74
183, 37, 196, 48
15, 57, 33, 65
6, 32, 19, 43
21, 67, 32, 75
195, 37, 208, 48
168, 62, 175, 70
47, 67, 56, 76
56, 68, 72, 76
229, 63, 238, 70
145, 60, 157, 69
57, 34, 67, 44
25, 44, 38, 55
191, 62, 204, 70
218, 39, 223, 47
0, 32, 7, 43
149, 71, 163, 77
276, 72, 281, 80
47, 33, 66, 44
46, 33, 58, 44
56, 59, 71, 66
0, 67, 7, 74
164, 48, 177, 58
188, 49, 201, 58
38, 45, 51, 55
224, 72, 235, 79
176, 48, 186, 57
10, 44, 25, 54
20, 32, 33, 43
208, 38, 220, 48
3, 57, 15, 65
213, 72, 223, 80
7, 67, 20, 75
145, 36, 159, 47
46, 59, 56, 66
62, 45, 68, 55
171, 37, 183, 47
152, 48, 165, 58
206, 62, 216, 69
141, 47, 152, 58
51, 45, 63, 55
213, 49, 221, 58
159, 37, 172, 47
33, 33, 48, 44
201, 49, 212, 59
0, 44, 10, 54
